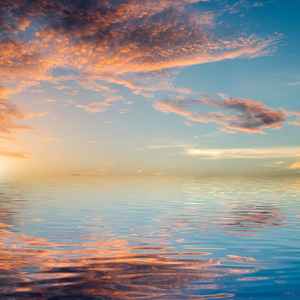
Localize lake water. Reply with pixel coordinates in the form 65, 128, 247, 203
0, 176, 299, 299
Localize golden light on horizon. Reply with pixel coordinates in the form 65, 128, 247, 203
0, 158, 5, 179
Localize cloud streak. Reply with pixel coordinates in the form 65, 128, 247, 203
71, 170, 107, 176
148, 144, 300, 160
76, 101, 112, 113
183, 146, 300, 160
153, 94, 300, 133
38, 135, 59, 142
0, 147, 31, 158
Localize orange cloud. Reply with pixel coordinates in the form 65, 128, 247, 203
153, 94, 300, 134
71, 170, 107, 176
0, 135, 18, 142
0, 147, 31, 158
286, 162, 300, 169
0, 0, 280, 100
154, 172, 164, 176
0, 85, 10, 99
0, 100, 33, 137
38, 135, 59, 142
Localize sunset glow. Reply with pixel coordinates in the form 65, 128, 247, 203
0, 0, 299, 178
1, 3, 300, 298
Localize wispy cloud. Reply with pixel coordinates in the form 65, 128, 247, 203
287, 81, 300, 86
153, 94, 300, 134
38, 135, 59, 142
71, 170, 107, 176
0, 99, 34, 137
0, 135, 18, 142
76, 102, 112, 113
66, 90, 78, 95
225, 0, 275, 14
0, 147, 31, 158
183, 146, 300, 160
0, 99, 47, 160
148, 143, 300, 160
154, 172, 164, 176
286, 162, 300, 169
0, 0, 280, 98
36, 99, 57, 103
148, 144, 189, 149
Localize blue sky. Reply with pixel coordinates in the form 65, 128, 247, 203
0, 0, 299, 178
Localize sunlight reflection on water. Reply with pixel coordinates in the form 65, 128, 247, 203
0, 176, 299, 299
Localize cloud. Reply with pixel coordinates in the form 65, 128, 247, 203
153, 94, 300, 133
38, 135, 59, 142
77, 72, 193, 98
0, 99, 47, 159
0, 147, 31, 158
66, 90, 78, 95
84, 170, 107, 175
154, 172, 164, 176
76, 101, 112, 113
0, 85, 10, 99
148, 143, 300, 160
182, 146, 300, 160
0, 0, 280, 99
148, 144, 188, 149
0, 99, 33, 137
0, 135, 18, 142
286, 162, 300, 169
288, 81, 300, 86
71, 170, 107, 176
219, 128, 237, 134
36, 99, 57, 103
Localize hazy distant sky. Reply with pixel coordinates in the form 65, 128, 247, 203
0, 0, 299, 178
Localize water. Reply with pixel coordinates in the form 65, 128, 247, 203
0, 176, 299, 299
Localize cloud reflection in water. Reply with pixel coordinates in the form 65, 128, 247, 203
0, 177, 298, 299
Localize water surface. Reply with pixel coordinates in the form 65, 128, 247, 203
0, 176, 299, 299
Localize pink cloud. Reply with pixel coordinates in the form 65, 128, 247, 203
0, 0, 280, 99
153, 94, 300, 134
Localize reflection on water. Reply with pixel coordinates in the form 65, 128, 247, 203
0, 177, 300, 299
223, 205, 285, 236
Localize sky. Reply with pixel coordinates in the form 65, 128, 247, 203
0, 0, 300, 178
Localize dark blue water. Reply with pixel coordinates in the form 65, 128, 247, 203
0, 176, 299, 299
